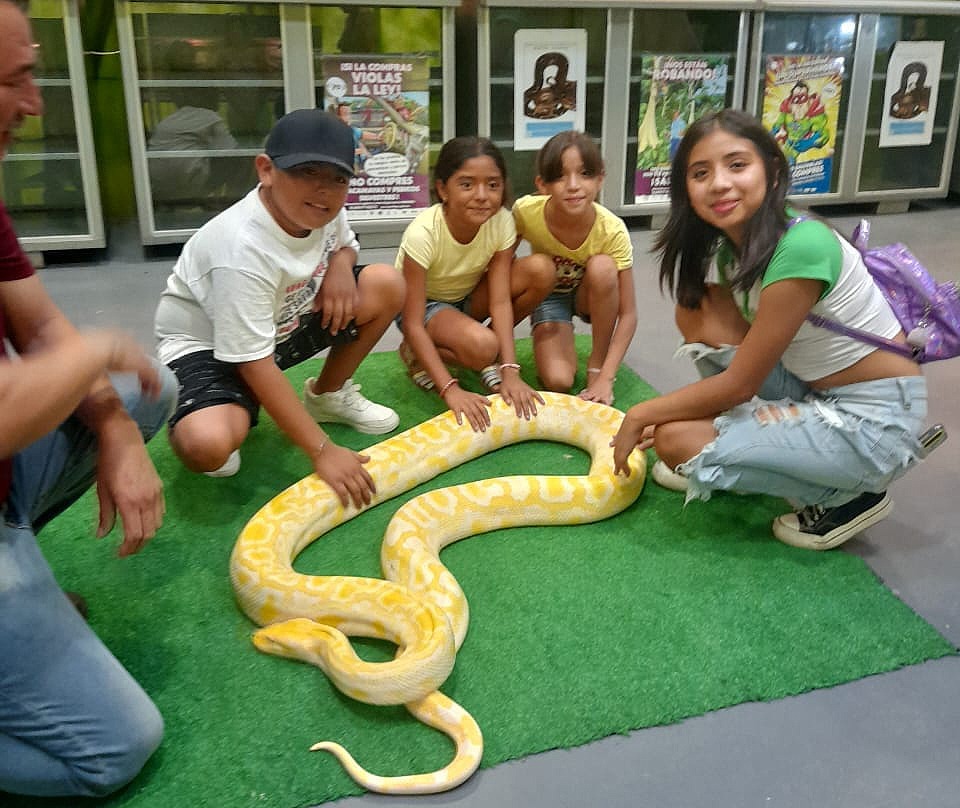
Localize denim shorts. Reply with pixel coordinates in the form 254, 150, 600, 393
395, 296, 470, 332
674, 343, 928, 508
530, 289, 590, 328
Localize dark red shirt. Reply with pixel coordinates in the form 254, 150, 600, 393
1, 201, 37, 502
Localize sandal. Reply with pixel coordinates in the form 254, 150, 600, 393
479, 364, 502, 392
399, 340, 435, 391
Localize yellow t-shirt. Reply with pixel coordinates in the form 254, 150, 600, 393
513, 194, 633, 293
395, 204, 517, 302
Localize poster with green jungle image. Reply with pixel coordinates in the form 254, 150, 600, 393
635, 54, 729, 201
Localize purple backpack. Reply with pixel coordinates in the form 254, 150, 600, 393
804, 219, 960, 363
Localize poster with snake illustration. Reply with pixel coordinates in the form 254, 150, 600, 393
879, 40, 943, 148
320, 55, 431, 218
634, 54, 729, 201
513, 29, 587, 151
761, 55, 844, 195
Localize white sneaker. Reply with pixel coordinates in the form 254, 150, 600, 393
651, 459, 689, 492
303, 377, 399, 435
204, 449, 240, 478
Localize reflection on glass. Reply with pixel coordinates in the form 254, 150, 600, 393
0, 7, 89, 238
31, 18, 69, 78
131, 4, 284, 140
129, 4, 283, 225
0, 157, 87, 238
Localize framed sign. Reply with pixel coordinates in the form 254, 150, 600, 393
513, 29, 587, 151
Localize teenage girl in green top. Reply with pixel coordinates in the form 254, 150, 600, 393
611, 109, 928, 550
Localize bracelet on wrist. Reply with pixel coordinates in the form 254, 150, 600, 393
499, 362, 521, 372
588, 367, 616, 382
438, 378, 459, 397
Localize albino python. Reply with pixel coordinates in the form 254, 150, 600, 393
230, 392, 646, 794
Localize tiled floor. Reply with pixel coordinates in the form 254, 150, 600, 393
37, 203, 960, 808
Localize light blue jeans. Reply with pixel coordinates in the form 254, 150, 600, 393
0, 364, 177, 797
675, 344, 928, 508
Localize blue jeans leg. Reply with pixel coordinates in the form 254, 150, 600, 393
0, 365, 176, 796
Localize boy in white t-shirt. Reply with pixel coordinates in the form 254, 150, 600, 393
155, 108, 404, 507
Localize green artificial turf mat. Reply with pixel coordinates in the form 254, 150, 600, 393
13, 336, 954, 807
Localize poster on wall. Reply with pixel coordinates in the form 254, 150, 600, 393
634, 54, 729, 201
320, 55, 431, 218
879, 40, 944, 148
513, 29, 587, 151
761, 55, 844, 195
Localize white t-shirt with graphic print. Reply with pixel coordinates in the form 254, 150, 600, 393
155, 186, 360, 365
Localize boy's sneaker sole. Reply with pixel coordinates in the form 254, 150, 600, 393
204, 449, 241, 478
772, 491, 892, 551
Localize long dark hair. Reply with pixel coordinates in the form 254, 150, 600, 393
655, 108, 790, 308
433, 136, 511, 206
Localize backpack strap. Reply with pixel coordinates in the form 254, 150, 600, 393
787, 216, 922, 361
804, 312, 920, 361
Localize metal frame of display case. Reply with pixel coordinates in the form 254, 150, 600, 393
478, 0, 960, 219
2, 0, 104, 252
117, 0, 457, 246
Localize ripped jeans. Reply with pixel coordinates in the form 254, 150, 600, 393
675, 344, 928, 508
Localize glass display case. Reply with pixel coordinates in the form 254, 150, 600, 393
0, 0, 104, 251
118, 0, 456, 246
858, 12, 960, 202
476, 0, 751, 217
478, 4, 610, 198
622, 5, 748, 212
751, 4, 960, 208
749, 10, 858, 200
476, 1, 960, 217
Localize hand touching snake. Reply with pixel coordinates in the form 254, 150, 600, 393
230, 392, 646, 794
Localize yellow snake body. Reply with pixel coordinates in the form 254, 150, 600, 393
230, 392, 645, 793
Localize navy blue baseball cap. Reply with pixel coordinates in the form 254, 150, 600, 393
264, 108, 355, 176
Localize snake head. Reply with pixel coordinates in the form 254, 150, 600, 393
252, 617, 336, 664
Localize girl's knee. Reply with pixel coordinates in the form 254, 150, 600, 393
517, 254, 556, 293
438, 319, 498, 368
584, 253, 617, 276
469, 326, 499, 367
675, 284, 749, 345
538, 368, 575, 393
581, 257, 619, 314
653, 420, 714, 468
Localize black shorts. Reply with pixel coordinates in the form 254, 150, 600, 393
166, 312, 358, 428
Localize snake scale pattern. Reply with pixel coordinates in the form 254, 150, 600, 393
230, 392, 646, 794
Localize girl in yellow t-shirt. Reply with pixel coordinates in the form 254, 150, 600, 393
396, 137, 553, 432
513, 131, 637, 406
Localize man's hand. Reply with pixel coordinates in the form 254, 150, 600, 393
94, 416, 165, 557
